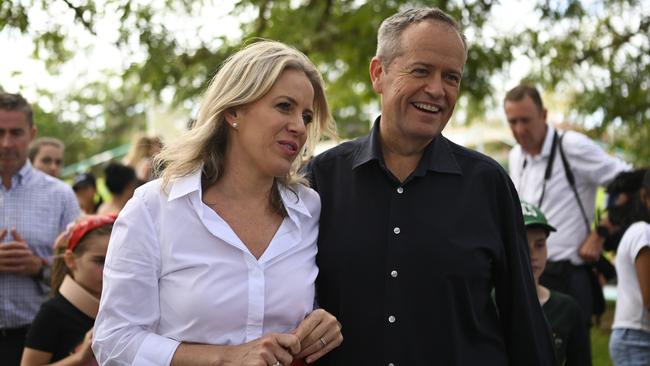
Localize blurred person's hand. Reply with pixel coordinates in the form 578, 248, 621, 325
0, 229, 42, 276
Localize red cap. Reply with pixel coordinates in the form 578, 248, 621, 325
67, 214, 117, 252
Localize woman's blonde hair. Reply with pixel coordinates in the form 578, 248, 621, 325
123, 133, 154, 167
155, 40, 336, 197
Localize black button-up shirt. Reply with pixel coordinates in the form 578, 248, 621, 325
306, 118, 556, 366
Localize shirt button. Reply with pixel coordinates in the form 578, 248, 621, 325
388, 363, 395, 366
388, 315, 396, 323
393, 227, 400, 234
390, 270, 398, 278
396, 187, 403, 194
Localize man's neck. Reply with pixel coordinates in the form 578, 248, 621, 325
1, 167, 22, 190
379, 123, 431, 183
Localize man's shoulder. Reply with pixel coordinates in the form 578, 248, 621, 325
310, 135, 369, 167
29, 170, 75, 195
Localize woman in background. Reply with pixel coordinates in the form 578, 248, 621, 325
609, 169, 650, 365
96, 163, 137, 215
29, 137, 64, 178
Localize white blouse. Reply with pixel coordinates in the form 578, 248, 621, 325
92, 171, 320, 366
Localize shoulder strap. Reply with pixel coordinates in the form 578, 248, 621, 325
557, 132, 591, 234
537, 131, 559, 207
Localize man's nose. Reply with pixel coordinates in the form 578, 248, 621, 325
0, 134, 12, 148
424, 74, 444, 98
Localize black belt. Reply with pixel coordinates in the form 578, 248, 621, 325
0, 326, 29, 338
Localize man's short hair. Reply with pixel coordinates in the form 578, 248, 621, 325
504, 85, 545, 111
376, 7, 467, 68
0, 92, 34, 127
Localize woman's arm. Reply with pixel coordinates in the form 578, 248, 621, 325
635, 246, 650, 311
171, 333, 301, 366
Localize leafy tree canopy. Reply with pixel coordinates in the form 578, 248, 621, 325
1, 0, 648, 166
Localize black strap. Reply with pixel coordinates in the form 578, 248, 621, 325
557, 133, 591, 234
537, 131, 559, 207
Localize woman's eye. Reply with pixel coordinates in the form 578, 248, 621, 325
302, 113, 314, 125
277, 102, 292, 112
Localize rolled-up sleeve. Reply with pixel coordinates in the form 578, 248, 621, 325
92, 191, 180, 366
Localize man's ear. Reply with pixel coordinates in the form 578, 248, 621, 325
30, 127, 36, 140
63, 249, 77, 271
369, 57, 385, 94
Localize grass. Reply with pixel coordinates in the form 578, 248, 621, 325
591, 301, 615, 366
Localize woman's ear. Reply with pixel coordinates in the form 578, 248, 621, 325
63, 249, 77, 271
224, 109, 238, 125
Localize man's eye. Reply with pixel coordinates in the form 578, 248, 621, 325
412, 68, 428, 76
445, 73, 461, 83
302, 113, 314, 125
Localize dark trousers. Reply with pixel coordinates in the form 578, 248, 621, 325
0, 326, 29, 366
540, 261, 594, 328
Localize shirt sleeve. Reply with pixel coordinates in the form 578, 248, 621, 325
561, 131, 631, 186
24, 302, 58, 353
92, 191, 180, 366
493, 170, 558, 366
628, 223, 650, 261
60, 185, 81, 232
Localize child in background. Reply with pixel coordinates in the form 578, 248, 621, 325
521, 201, 591, 366
20, 215, 116, 366
609, 169, 650, 365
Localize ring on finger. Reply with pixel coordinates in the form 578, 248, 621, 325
319, 337, 327, 347
272, 362, 282, 366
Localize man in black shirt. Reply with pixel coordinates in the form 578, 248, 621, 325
306, 7, 556, 366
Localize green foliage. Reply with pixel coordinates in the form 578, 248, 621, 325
1, 0, 649, 164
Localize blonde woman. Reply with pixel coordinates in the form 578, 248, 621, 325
92, 41, 341, 366
123, 134, 162, 182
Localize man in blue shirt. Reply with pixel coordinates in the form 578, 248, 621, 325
0, 92, 80, 365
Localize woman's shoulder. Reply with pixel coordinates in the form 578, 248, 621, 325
619, 221, 650, 255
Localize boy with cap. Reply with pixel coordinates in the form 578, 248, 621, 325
522, 201, 591, 366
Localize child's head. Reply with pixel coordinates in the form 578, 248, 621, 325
52, 215, 116, 298
521, 201, 556, 282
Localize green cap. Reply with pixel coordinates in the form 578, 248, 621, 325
521, 201, 556, 233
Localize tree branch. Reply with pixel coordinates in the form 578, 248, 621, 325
255, 0, 270, 35
60, 0, 96, 35
576, 15, 649, 64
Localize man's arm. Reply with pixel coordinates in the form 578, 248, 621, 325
636, 246, 650, 312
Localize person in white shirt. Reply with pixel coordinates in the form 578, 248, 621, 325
92, 41, 341, 366
505, 84, 631, 327
609, 169, 650, 365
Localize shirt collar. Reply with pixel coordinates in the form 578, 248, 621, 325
167, 168, 312, 218
12, 161, 34, 187
538, 124, 556, 158
352, 116, 462, 176
167, 169, 202, 201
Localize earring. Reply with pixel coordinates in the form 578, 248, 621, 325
232, 122, 238, 128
